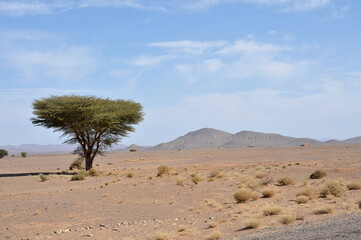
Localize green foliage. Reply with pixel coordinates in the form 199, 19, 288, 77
31, 95, 144, 170
129, 149, 137, 152
0, 149, 8, 159
21, 152, 27, 158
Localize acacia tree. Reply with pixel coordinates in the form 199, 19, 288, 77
0, 149, 8, 159
31, 95, 144, 170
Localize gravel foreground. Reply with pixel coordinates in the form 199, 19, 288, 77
226, 213, 361, 240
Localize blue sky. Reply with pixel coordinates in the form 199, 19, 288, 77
1, 0, 361, 146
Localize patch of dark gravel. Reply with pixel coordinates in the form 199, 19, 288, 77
225, 213, 361, 240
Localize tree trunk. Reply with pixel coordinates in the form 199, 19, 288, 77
85, 152, 93, 171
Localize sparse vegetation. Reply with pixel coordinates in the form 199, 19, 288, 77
279, 215, 295, 225
234, 189, 252, 203
296, 195, 309, 204
39, 174, 48, 182
71, 171, 86, 181
314, 206, 333, 215
154, 231, 171, 240
176, 177, 187, 186
277, 176, 295, 186
296, 188, 318, 199
191, 175, 203, 185
346, 181, 361, 190
310, 170, 327, 179
88, 168, 100, 176
263, 205, 282, 216
21, 152, 27, 158
251, 191, 262, 200
244, 218, 261, 229
0, 149, 8, 159
157, 165, 171, 177
262, 189, 275, 198
127, 173, 134, 178
255, 172, 265, 179
69, 157, 84, 170
205, 230, 222, 240
320, 182, 344, 197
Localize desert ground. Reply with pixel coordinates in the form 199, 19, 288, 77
0, 145, 360, 240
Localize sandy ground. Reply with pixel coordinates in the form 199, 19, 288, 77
0, 145, 360, 240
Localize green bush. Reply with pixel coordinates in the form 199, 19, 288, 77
21, 152, 27, 158
0, 149, 8, 159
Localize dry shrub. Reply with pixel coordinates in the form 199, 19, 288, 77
346, 181, 361, 190
204, 199, 222, 209
279, 215, 295, 225
192, 175, 203, 185
176, 177, 187, 186
260, 176, 274, 186
320, 182, 344, 197
154, 231, 172, 240
244, 218, 261, 229
313, 206, 333, 215
247, 181, 260, 190
234, 189, 252, 203
310, 170, 327, 179
296, 195, 309, 204
39, 174, 48, 182
262, 189, 275, 198
69, 157, 84, 170
296, 188, 318, 200
88, 168, 100, 177
263, 205, 282, 216
157, 165, 170, 177
205, 230, 222, 240
127, 173, 134, 178
251, 191, 262, 200
277, 176, 295, 186
256, 172, 265, 179
71, 170, 86, 181
210, 169, 223, 178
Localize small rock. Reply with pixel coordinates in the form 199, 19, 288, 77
54, 229, 62, 235
82, 234, 93, 237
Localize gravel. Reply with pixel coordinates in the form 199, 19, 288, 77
225, 213, 361, 240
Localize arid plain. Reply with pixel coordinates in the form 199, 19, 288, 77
1, 145, 360, 240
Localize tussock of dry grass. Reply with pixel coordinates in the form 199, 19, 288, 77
314, 206, 333, 215
256, 172, 265, 179
277, 176, 295, 186
157, 165, 171, 177
154, 231, 172, 240
244, 218, 261, 229
204, 230, 222, 240
88, 168, 100, 177
296, 195, 309, 204
279, 215, 295, 225
262, 189, 275, 198
296, 188, 318, 200
263, 205, 282, 216
346, 182, 361, 190
176, 177, 187, 186
234, 189, 252, 203
310, 170, 326, 179
320, 182, 344, 197
251, 191, 262, 200
39, 174, 48, 182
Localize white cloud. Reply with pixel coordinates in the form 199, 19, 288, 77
6, 47, 96, 80
148, 40, 227, 54
217, 40, 291, 55
131, 54, 173, 67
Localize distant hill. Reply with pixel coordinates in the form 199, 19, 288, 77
0, 144, 126, 156
121, 128, 361, 152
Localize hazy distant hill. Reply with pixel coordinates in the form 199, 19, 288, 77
121, 128, 361, 152
150, 128, 233, 151
0, 144, 126, 156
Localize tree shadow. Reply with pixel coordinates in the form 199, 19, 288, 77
0, 171, 75, 178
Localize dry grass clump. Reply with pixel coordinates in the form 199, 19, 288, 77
244, 218, 261, 229
88, 168, 100, 177
279, 215, 295, 225
320, 182, 344, 197
209, 169, 223, 178
296, 188, 318, 200
191, 175, 203, 185
39, 174, 48, 182
277, 176, 295, 186
176, 177, 187, 186
313, 206, 333, 215
256, 172, 265, 179
234, 188, 252, 203
127, 173, 134, 178
262, 189, 275, 198
69, 157, 84, 170
296, 195, 309, 204
263, 205, 282, 216
154, 231, 172, 240
310, 170, 327, 179
157, 165, 171, 177
71, 170, 86, 181
346, 181, 361, 190
204, 230, 222, 240
251, 191, 262, 200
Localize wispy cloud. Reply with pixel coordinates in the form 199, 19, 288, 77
131, 54, 174, 67
0, 0, 332, 16
148, 40, 227, 54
